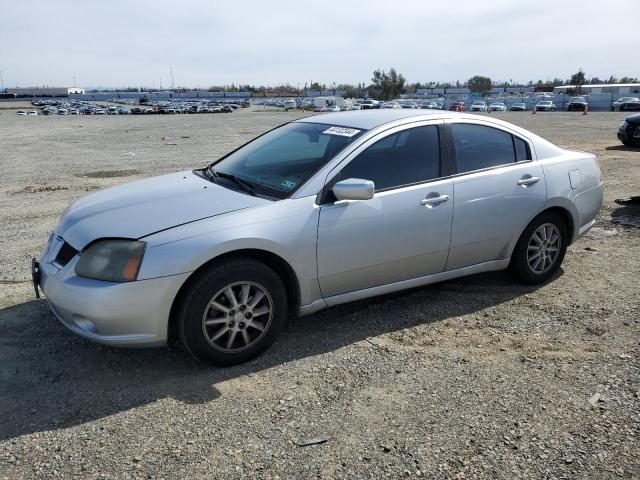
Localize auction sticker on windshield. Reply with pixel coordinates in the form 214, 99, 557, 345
323, 126, 361, 137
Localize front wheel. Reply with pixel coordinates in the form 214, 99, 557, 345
178, 258, 288, 366
510, 212, 568, 284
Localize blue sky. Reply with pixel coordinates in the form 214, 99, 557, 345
1, 0, 638, 89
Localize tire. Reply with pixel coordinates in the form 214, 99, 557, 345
178, 257, 288, 366
510, 212, 568, 284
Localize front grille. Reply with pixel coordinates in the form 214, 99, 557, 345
55, 241, 78, 267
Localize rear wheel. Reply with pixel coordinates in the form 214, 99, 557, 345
510, 212, 568, 284
178, 258, 288, 366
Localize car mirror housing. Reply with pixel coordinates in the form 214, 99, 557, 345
332, 178, 375, 201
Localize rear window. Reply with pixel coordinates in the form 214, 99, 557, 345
514, 137, 531, 161
452, 124, 531, 173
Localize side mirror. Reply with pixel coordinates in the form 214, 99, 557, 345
332, 178, 375, 201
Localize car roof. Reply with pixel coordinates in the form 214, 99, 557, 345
295, 109, 442, 129
293, 109, 564, 160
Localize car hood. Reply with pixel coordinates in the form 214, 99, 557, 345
56, 170, 271, 249
625, 113, 640, 123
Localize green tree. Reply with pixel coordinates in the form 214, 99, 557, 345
467, 75, 492, 96
369, 68, 406, 100
570, 69, 586, 93
336, 84, 359, 98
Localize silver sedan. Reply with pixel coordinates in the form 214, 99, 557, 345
34, 110, 604, 365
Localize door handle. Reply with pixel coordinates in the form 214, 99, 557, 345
420, 194, 449, 206
517, 176, 540, 186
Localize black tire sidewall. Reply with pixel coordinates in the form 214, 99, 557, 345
178, 258, 288, 366
511, 212, 568, 284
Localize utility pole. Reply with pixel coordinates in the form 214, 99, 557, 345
160, 78, 162, 90
170, 67, 174, 90
0, 70, 4, 92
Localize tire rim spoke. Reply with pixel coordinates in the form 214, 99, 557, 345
249, 320, 266, 332
248, 290, 265, 309
253, 305, 270, 317
225, 287, 239, 308
240, 284, 251, 304
226, 330, 238, 349
211, 326, 229, 341
204, 316, 227, 326
210, 301, 229, 314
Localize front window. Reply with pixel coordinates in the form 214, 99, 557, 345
336, 125, 441, 191
208, 122, 365, 199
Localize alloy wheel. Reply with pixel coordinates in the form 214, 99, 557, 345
527, 223, 561, 274
201, 281, 273, 352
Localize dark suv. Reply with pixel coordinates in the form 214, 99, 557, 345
618, 113, 640, 146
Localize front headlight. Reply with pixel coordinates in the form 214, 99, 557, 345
619, 121, 628, 129
75, 240, 146, 282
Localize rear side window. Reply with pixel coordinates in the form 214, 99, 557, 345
452, 124, 517, 173
514, 136, 531, 161
338, 125, 440, 191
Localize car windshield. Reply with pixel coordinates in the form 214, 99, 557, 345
208, 122, 365, 199
539, 101, 552, 105
571, 97, 586, 101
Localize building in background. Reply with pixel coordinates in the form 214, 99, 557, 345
6, 87, 85, 97
553, 83, 640, 95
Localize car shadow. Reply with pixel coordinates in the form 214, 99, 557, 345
0, 270, 547, 440
611, 201, 640, 228
604, 144, 640, 151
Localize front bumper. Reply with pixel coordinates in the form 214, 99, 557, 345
618, 124, 640, 144
36, 254, 190, 347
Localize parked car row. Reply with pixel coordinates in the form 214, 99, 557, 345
21, 99, 242, 116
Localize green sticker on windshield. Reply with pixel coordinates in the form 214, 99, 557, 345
281, 180, 296, 190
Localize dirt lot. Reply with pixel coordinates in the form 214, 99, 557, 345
1, 108, 639, 479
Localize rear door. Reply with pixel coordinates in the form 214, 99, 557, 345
446, 121, 546, 270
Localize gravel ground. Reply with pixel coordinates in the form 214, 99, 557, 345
1, 108, 639, 479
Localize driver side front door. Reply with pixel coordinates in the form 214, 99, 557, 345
316, 122, 453, 299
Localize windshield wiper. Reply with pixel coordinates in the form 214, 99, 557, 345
207, 167, 257, 196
